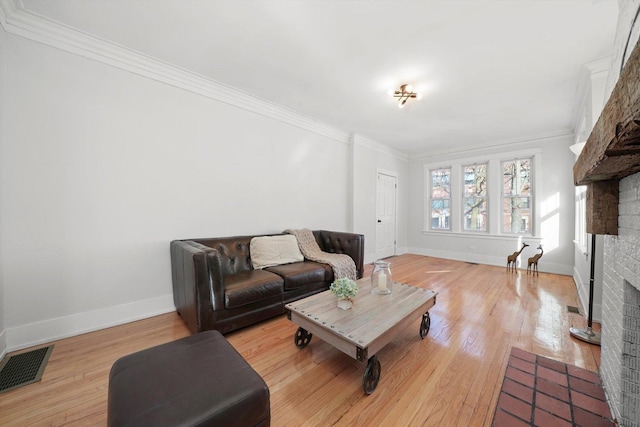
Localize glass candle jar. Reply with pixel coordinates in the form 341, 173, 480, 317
371, 260, 392, 295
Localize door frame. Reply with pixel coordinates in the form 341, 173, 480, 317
376, 168, 398, 259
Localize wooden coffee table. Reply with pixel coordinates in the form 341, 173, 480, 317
285, 278, 437, 394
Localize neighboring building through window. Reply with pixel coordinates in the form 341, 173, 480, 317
430, 168, 451, 230
502, 158, 532, 234
463, 164, 487, 231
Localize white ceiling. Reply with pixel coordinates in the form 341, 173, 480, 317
21, 0, 619, 156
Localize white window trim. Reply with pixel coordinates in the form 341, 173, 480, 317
462, 163, 489, 233
423, 148, 541, 239
500, 157, 534, 235
574, 184, 588, 254
425, 166, 452, 232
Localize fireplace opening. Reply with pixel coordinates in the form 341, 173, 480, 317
622, 280, 640, 426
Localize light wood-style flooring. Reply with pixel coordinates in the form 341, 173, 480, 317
0, 254, 601, 426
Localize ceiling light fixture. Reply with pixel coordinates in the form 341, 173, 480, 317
393, 84, 422, 108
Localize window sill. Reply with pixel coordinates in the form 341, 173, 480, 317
422, 230, 538, 242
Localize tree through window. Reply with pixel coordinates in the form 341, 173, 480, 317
430, 168, 451, 230
463, 164, 487, 231
502, 159, 532, 233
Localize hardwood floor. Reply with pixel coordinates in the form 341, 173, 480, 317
0, 254, 601, 426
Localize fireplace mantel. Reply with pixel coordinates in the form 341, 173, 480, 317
574, 38, 640, 235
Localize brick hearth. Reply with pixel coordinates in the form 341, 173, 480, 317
492, 347, 614, 427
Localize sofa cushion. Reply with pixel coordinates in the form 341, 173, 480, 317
225, 270, 283, 309
266, 261, 326, 290
250, 235, 303, 269
318, 263, 334, 282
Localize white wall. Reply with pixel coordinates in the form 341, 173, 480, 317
407, 134, 576, 275
0, 32, 368, 351
571, 61, 610, 322
0, 21, 7, 359
352, 135, 409, 263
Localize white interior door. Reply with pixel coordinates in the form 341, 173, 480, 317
376, 172, 397, 259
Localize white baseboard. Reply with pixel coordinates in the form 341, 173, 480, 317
573, 267, 602, 323
405, 247, 573, 276
0, 328, 6, 361
364, 246, 410, 265
5, 294, 176, 353
366, 248, 572, 275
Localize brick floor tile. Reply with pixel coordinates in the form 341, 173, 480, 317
537, 366, 569, 387
569, 376, 607, 401
492, 409, 531, 427
493, 348, 613, 427
511, 347, 537, 363
535, 392, 572, 421
502, 378, 534, 403
571, 390, 612, 419
498, 392, 532, 421
567, 365, 601, 384
537, 356, 567, 374
510, 356, 536, 374
506, 366, 535, 388
573, 407, 615, 427
536, 378, 569, 402
533, 408, 572, 427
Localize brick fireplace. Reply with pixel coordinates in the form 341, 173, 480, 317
601, 172, 640, 426
574, 2, 640, 424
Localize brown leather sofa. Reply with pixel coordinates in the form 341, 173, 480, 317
170, 230, 364, 334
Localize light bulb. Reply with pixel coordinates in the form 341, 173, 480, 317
416, 93, 423, 100
398, 102, 404, 109
405, 84, 413, 93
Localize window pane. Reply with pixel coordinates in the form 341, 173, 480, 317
463, 164, 487, 197
431, 200, 450, 230
503, 197, 531, 233
503, 159, 530, 196
463, 197, 487, 231
431, 169, 450, 198
430, 168, 451, 230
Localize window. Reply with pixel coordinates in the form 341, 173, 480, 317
575, 185, 587, 250
424, 151, 538, 236
502, 158, 532, 234
462, 164, 487, 231
430, 168, 451, 230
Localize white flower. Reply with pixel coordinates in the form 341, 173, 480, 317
330, 278, 359, 301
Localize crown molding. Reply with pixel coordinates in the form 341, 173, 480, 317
411, 129, 573, 161
0, 0, 350, 144
352, 134, 409, 161
585, 56, 612, 75
0, 0, 17, 30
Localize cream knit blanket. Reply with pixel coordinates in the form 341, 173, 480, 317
284, 229, 357, 281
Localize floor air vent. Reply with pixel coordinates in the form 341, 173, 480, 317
0, 345, 53, 393
567, 305, 581, 314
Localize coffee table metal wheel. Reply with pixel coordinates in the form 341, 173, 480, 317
294, 327, 313, 349
362, 355, 381, 394
420, 312, 431, 339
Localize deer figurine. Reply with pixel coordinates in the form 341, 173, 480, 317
507, 243, 529, 272
527, 245, 544, 275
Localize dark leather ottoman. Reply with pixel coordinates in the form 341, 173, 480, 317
107, 330, 270, 427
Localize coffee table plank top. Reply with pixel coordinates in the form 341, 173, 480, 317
285, 279, 437, 361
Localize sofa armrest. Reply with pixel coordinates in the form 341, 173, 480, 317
170, 240, 226, 334
313, 230, 365, 279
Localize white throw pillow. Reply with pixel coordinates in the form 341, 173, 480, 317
250, 235, 304, 269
